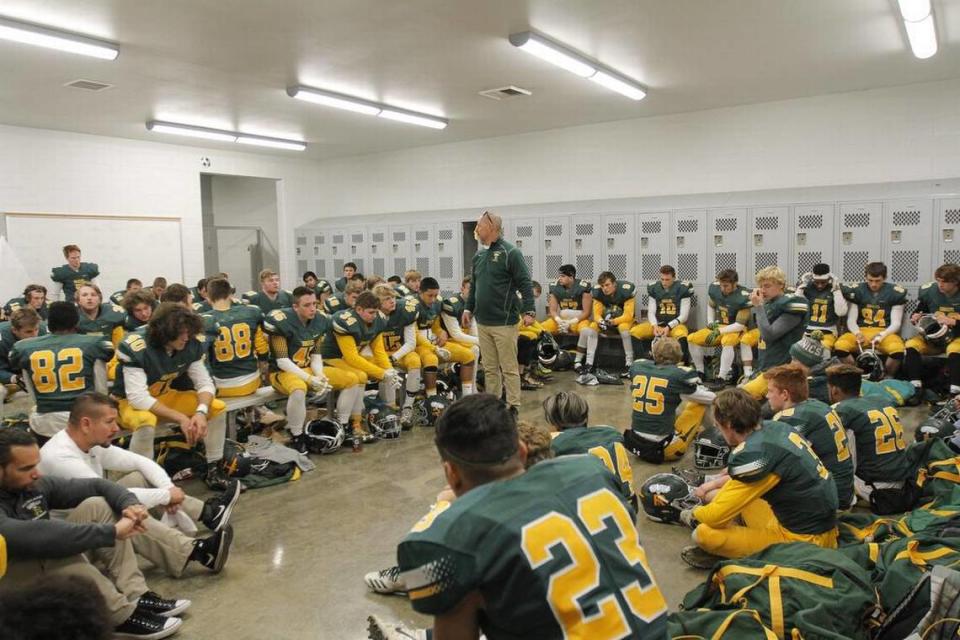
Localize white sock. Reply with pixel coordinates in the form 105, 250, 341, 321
352, 386, 365, 416
204, 415, 226, 462
739, 343, 753, 368
575, 333, 587, 362
690, 344, 705, 373
719, 347, 735, 378
287, 390, 307, 436
471, 347, 479, 386
462, 382, 475, 396
337, 387, 355, 421
620, 331, 634, 363
585, 329, 598, 365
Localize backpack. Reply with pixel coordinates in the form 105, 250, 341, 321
155, 436, 208, 481
669, 607, 779, 639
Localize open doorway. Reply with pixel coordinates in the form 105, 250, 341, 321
201, 174, 280, 293
462, 221, 478, 277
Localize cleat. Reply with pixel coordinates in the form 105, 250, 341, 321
364, 565, 406, 595
575, 372, 599, 386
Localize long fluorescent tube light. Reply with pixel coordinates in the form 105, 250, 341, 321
509, 30, 646, 101
896, 0, 937, 59
0, 16, 118, 60
287, 84, 449, 129
897, 0, 931, 23
146, 121, 306, 151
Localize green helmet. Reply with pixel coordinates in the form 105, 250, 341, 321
694, 427, 730, 470
639, 472, 700, 524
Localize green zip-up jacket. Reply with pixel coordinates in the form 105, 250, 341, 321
465, 238, 535, 326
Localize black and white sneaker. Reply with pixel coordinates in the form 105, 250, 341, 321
290, 432, 311, 455
364, 564, 406, 595
200, 480, 241, 532
620, 368, 632, 379
134, 591, 191, 618
115, 610, 182, 639
190, 524, 233, 573
573, 361, 585, 374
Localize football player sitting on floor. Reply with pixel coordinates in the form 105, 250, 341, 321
764, 363, 855, 510
904, 263, 960, 397
688, 269, 754, 386
833, 261, 908, 378
739, 266, 809, 400
623, 337, 715, 463
677, 388, 839, 569
540, 264, 598, 374
796, 263, 848, 357
826, 364, 911, 511
631, 264, 694, 364
591, 271, 637, 375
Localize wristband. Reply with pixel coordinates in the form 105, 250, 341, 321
196, 403, 209, 416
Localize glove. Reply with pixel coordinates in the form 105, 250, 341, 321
798, 272, 813, 287
559, 321, 571, 334
435, 347, 451, 361
597, 320, 610, 332
308, 375, 331, 395
382, 368, 403, 391
679, 508, 698, 529
871, 335, 883, 348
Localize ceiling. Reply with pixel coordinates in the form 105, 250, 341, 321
0, 0, 957, 160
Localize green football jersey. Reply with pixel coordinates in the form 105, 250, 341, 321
917, 282, 960, 338
774, 399, 854, 508
263, 308, 329, 370
111, 329, 207, 399
109, 290, 128, 306
591, 280, 636, 314
320, 308, 385, 360
842, 282, 908, 329
756, 293, 808, 370
628, 359, 698, 438
548, 279, 592, 311
77, 303, 125, 339
799, 282, 841, 330
415, 296, 441, 331
832, 395, 911, 484
50, 262, 99, 300
202, 304, 264, 379
398, 455, 667, 639
808, 374, 831, 404
647, 280, 694, 325
0, 321, 49, 383
10, 333, 114, 413
727, 420, 838, 534
323, 292, 351, 315
335, 276, 348, 292
242, 289, 294, 314
395, 283, 413, 298
381, 297, 419, 352
441, 294, 467, 321
4, 298, 49, 320
707, 283, 752, 325
314, 279, 333, 297
551, 426, 634, 503
123, 313, 148, 332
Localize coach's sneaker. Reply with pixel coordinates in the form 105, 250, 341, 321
364, 564, 406, 595
115, 611, 182, 639
681, 545, 722, 570
367, 615, 428, 640
200, 480, 241, 532
189, 525, 233, 573
134, 591, 191, 617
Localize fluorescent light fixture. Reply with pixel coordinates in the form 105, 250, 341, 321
287, 86, 381, 116
0, 15, 118, 60
288, 84, 449, 129
146, 121, 306, 151
589, 70, 646, 101
898, 0, 931, 23
904, 14, 938, 59
378, 108, 448, 130
509, 30, 646, 101
508, 31, 595, 77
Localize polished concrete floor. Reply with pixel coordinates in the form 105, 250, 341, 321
24, 375, 929, 640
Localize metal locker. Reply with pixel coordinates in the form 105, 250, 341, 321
312, 229, 330, 280
937, 198, 960, 268
435, 222, 462, 296
542, 216, 571, 284
708, 209, 748, 284
411, 225, 436, 278
603, 214, 636, 283
295, 231, 308, 277
637, 212, 673, 321
330, 229, 347, 277
509, 218, 542, 287
883, 199, 933, 288
389, 226, 412, 278
747, 207, 790, 282
571, 214, 603, 282
346, 227, 367, 275
368, 229, 388, 278
791, 204, 836, 285
671, 210, 708, 284
837, 202, 882, 283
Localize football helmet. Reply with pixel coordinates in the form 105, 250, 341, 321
220, 440, 251, 477
411, 394, 451, 427
537, 333, 559, 367
639, 473, 700, 524
304, 418, 345, 454
367, 402, 401, 440
856, 348, 884, 382
551, 349, 575, 371
693, 427, 731, 470
918, 314, 951, 349
436, 366, 461, 401
916, 404, 959, 442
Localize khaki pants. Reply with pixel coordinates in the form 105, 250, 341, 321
117, 472, 198, 578
2, 497, 147, 626
477, 323, 521, 409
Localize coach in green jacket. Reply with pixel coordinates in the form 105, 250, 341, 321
462, 211, 535, 412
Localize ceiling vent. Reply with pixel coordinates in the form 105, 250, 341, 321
478, 85, 532, 101
64, 79, 113, 92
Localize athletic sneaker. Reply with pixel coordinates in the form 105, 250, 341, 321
521, 373, 543, 390
535, 363, 553, 379
367, 615, 428, 640
619, 369, 632, 379
289, 432, 310, 455
355, 426, 378, 445
594, 369, 623, 385
190, 525, 233, 573
364, 565, 406, 594
200, 480, 241, 532
705, 376, 734, 392
114, 611, 181, 639
573, 361, 585, 374
134, 592, 191, 617
680, 545, 722, 570
575, 370, 599, 386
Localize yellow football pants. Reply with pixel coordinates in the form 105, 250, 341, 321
688, 326, 745, 348
663, 403, 708, 461
808, 330, 838, 351
385, 350, 422, 372
693, 499, 839, 558
270, 366, 359, 394
518, 319, 545, 341
415, 345, 439, 370
904, 335, 960, 356
630, 322, 689, 341
740, 373, 768, 401
215, 377, 261, 398
834, 327, 905, 355
541, 317, 593, 335
118, 391, 226, 431
741, 328, 760, 348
